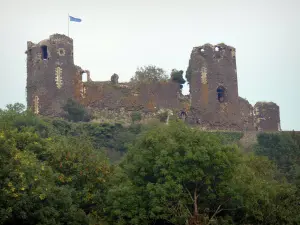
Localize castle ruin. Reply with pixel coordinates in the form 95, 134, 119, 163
25, 34, 281, 131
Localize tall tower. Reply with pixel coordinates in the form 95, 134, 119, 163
26, 34, 79, 116
187, 43, 241, 130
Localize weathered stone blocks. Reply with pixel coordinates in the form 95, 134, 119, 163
26, 34, 281, 131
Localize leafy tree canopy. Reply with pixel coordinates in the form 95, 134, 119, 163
170, 69, 186, 88
130, 65, 169, 83
1, 103, 300, 225
104, 121, 300, 225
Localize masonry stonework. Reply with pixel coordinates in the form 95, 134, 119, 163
26, 34, 281, 131
254, 102, 281, 131
239, 97, 254, 131
26, 34, 88, 116
186, 44, 241, 130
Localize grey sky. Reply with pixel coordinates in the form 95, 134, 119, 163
0, 0, 299, 130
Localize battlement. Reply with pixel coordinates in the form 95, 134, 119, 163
50, 34, 73, 44
26, 34, 73, 51
191, 43, 236, 61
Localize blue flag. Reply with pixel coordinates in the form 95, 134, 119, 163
69, 15, 82, 22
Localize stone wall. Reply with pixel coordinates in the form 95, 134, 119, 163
187, 43, 241, 130
90, 108, 173, 125
239, 97, 255, 131
254, 102, 280, 131
81, 81, 184, 112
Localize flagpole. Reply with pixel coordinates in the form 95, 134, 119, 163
68, 13, 69, 36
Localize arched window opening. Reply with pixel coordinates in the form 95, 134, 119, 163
215, 46, 220, 51
217, 86, 226, 103
41, 45, 48, 60
82, 72, 88, 82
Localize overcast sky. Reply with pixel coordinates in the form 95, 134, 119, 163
0, 0, 299, 130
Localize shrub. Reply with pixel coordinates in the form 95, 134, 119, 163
131, 111, 142, 123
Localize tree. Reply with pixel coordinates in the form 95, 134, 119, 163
0, 105, 111, 224
44, 136, 112, 218
104, 122, 300, 225
170, 69, 185, 89
253, 132, 300, 183
0, 103, 51, 138
229, 154, 300, 224
104, 121, 242, 224
0, 128, 89, 225
130, 65, 169, 83
111, 73, 119, 85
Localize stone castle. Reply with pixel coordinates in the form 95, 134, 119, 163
25, 34, 281, 131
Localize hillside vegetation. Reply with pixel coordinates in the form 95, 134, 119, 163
0, 103, 299, 225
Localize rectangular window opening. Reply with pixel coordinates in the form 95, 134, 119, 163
41, 46, 48, 60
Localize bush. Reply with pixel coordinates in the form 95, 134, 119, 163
131, 111, 142, 123
157, 111, 169, 122
62, 99, 91, 122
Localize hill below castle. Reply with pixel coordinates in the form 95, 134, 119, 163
0, 102, 299, 224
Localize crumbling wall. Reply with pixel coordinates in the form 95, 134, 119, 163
82, 80, 183, 112
25, 34, 281, 131
254, 102, 280, 131
187, 43, 241, 130
91, 108, 172, 125
239, 97, 255, 131
26, 34, 78, 116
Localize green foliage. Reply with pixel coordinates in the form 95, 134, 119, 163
157, 111, 169, 122
0, 104, 111, 224
254, 132, 300, 183
0, 128, 90, 225
1, 103, 300, 225
211, 132, 244, 145
111, 73, 119, 84
130, 65, 169, 83
170, 69, 186, 88
0, 103, 51, 138
104, 122, 300, 225
289, 130, 300, 149
230, 154, 300, 224
62, 98, 91, 122
130, 111, 142, 123
104, 121, 243, 224
50, 120, 144, 153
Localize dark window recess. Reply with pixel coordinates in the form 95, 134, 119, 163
41, 46, 48, 59
217, 86, 225, 102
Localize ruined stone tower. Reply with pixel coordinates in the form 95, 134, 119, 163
26, 34, 85, 116
187, 43, 241, 130
254, 102, 281, 131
